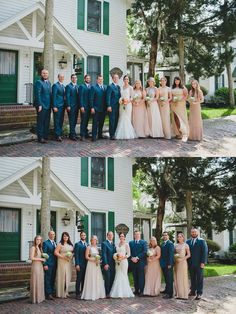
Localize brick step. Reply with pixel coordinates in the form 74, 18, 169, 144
0, 122, 35, 131
0, 273, 31, 281
0, 115, 36, 123
0, 279, 29, 289
0, 110, 36, 116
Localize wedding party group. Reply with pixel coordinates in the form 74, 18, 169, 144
34, 69, 204, 144
29, 228, 208, 305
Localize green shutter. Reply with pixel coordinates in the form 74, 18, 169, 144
76, 57, 84, 85
77, 0, 85, 30
81, 157, 89, 186
103, 55, 110, 85
108, 211, 115, 234
103, 1, 110, 35
83, 214, 89, 236
108, 157, 114, 191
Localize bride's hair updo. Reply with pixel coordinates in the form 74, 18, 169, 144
123, 75, 129, 81
119, 232, 126, 238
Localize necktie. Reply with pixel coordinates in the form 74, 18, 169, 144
100, 85, 103, 90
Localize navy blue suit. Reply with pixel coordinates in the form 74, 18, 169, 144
90, 84, 107, 139
42, 239, 57, 297
106, 83, 121, 137
186, 237, 208, 295
101, 240, 116, 295
79, 83, 91, 138
65, 82, 79, 139
160, 240, 174, 297
52, 82, 65, 138
34, 79, 52, 141
74, 240, 88, 295
129, 239, 147, 294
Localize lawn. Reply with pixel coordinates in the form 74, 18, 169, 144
200, 107, 236, 119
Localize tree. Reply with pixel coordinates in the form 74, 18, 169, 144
43, 0, 54, 79
41, 157, 51, 240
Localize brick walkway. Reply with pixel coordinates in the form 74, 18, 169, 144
0, 275, 235, 314
0, 116, 236, 157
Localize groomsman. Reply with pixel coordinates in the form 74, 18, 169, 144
90, 75, 107, 141
79, 74, 91, 141
101, 231, 116, 298
34, 69, 52, 143
129, 231, 147, 296
52, 74, 65, 142
160, 231, 174, 299
106, 74, 121, 140
186, 228, 208, 300
42, 231, 57, 300
74, 231, 88, 299
65, 74, 79, 141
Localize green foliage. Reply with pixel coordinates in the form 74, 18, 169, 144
154, 73, 160, 87
215, 87, 236, 104
206, 239, 221, 256
229, 243, 236, 253
204, 264, 236, 277
185, 84, 208, 96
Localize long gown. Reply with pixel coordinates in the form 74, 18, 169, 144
171, 87, 189, 141
188, 90, 204, 141
174, 243, 189, 299
132, 90, 150, 138
143, 246, 161, 296
81, 246, 106, 301
146, 87, 164, 138
110, 243, 134, 298
30, 246, 45, 304
56, 243, 73, 298
115, 85, 137, 140
157, 86, 172, 139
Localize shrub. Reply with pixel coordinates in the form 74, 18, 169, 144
185, 84, 208, 96
215, 87, 236, 104
206, 239, 221, 256
229, 243, 236, 253
204, 96, 228, 108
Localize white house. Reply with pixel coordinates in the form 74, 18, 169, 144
0, 157, 134, 262
0, 0, 133, 105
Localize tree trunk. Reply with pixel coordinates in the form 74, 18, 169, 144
178, 34, 185, 84
43, 0, 54, 80
185, 190, 192, 238
155, 196, 166, 244
148, 39, 158, 79
41, 157, 51, 241
226, 60, 235, 108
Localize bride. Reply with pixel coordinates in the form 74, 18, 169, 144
115, 75, 137, 140
110, 233, 134, 298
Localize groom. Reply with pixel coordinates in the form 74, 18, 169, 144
106, 73, 121, 140
101, 231, 116, 297
129, 231, 147, 296
186, 228, 208, 300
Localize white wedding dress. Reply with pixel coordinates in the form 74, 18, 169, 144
115, 86, 137, 140
110, 243, 134, 298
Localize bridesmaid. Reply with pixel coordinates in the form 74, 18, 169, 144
30, 235, 45, 304
170, 76, 189, 142
143, 236, 161, 296
174, 233, 191, 299
81, 235, 106, 301
146, 77, 164, 138
132, 80, 150, 138
157, 77, 172, 140
54, 232, 73, 298
188, 80, 204, 141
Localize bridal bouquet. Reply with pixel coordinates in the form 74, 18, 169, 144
95, 254, 101, 266
41, 253, 49, 260
113, 253, 123, 266
119, 97, 129, 110
146, 249, 153, 257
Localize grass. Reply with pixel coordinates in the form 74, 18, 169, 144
200, 107, 236, 119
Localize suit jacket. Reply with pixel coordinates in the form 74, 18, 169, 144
160, 240, 175, 268
34, 79, 52, 109
129, 239, 147, 267
186, 237, 208, 267
74, 240, 88, 268
42, 239, 57, 267
52, 82, 65, 108
106, 83, 121, 109
65, 82, 79, 108
79, 83, 91, 110
101, 240, 116, 267
90, 84, 107, 112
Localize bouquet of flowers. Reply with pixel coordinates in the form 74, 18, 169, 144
113, 253, 123, 266
189, 96, 195, 103
42, 253, 49, 260
174, 253, 180, 261
66, 251, 73, 259
173, 96, 179, 102
119, 97, 129, 110
159, 96, 166, 107
95, 254, 101, 266
146, 249, 153, 257
145, 95, 152, 107
133, 94, 140, 101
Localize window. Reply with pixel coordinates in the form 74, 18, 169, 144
87, 0, 101, 33
215, 74, 225, 90
91, 157, 106, 189
0, 50, 16, 75
87, 56, 101, 84
91, 212, 106, 243
0, 208, 19, 232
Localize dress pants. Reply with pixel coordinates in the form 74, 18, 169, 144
44, 265, 56, 296
80, 109, 90, 137
53, 106, 65, 137
190, 266, 204, 295
162, 266, 173, 297
76, 265, 86, 295
132, 262, 145, 294
68, 106, 78, 138
108, 106, 119, 137
92, 111, 106, 139
103, 266, 115, 295
36, 107, 51, 140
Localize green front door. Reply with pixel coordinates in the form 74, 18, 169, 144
0, 208, 21, 261
34, 52, 43, 83
37, 210, 57, 239
0, 50, 18, 104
